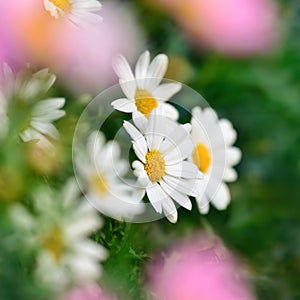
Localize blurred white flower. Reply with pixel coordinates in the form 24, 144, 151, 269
10, 179, 107, 290
112, 51, 181, 120
75, 131, 145, 221
20, 97, 65, 149
124, 108, 203, 223
43, 0, 102, 24
190, 107, 242, 213
0, 64, 65, 147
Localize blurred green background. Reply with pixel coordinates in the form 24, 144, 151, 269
1, 0, 300, 299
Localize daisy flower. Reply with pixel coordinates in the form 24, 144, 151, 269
43, 0, 102, 24
0, 64, 65, 148
75, 131, 145, 220
123, 108, 203, 223
10, 179, 107, 290
112, 51, 182, 120
190, 106, 242, 214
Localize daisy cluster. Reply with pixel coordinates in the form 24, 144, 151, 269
0, 1, 244, 299
0, 64, 107, 295
77, 50, 242, 224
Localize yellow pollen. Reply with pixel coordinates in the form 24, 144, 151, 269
92, 174, 109, 196
135, 89, 158, 118
41, 227, 64, 262
49, 0, 71, 11
144, 150, 165, 183
193, 144, 211, 174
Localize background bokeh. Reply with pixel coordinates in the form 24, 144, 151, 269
0, 0, 300, 299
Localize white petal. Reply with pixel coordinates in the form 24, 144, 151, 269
9, 204, 35, 229
69, 256, 101, 281
161, 103, 179, 121
61, 179, 80, 208
152, 82, 182, 102
73, 1, 102, 11
132, 160, 145, 176
132, 111, 147, 133
191, 108, 210, 145
210, 182, 231, 210
223, 168, 238, 182
226, 147, 242, 166
113, 55, 135, 82
72, 240, 107, 261
165, 161, 202, 179
87, 131, 105, 159
146, 183, 168, 213
196, 193, 210, 214
145, 112, 165, 151
113, 55, 136, 98
203, 107, 218, 124
161, 196, 178, 223
119, 79, 136, 100
123, 121, 143, 142
137, 170, 152, 187
159, 123, 192, 156
32, 110, 65, 122
20, 128, 49, 145
33, 98, 65, 115
111, 98, 135, 113
133, 141, 147, 163
30, 121, 59, 139
145, 54, 168, 92
219, 119, 238, 146
123, 122, 148, 162
135, 51, 150, 89
162, 175, 200, 197
164, 138, 194, 165
182, 123, 192, 133
160, 180, 192, 210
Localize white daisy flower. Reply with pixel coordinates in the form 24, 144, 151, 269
43, 0, 102, 25
123, 108, 203, 223
0, 64, 65, 148
75, 131, 145, 221
112, 51, 182, 120
10, 179, 107, 290
190, 106, 242, 214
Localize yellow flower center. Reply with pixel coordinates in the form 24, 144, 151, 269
144, 150, 165, 183
49, 0, 71, 12
41, 227, 64, 262
193, 143, 211, 174
135, 89, 158, 118
92, 174, 109, 196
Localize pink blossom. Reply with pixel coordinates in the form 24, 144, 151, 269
155, 0, 279, 56
0, 0, 36, 68
147, 234, 255, 300
0, 0, 142, 94
59, 284, 115, 300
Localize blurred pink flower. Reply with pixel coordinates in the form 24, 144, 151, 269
0, 0, 142, 94
48, 2, 143, 94
147, 234, 255, 300
155, 0, 278, 56
0, 0, 35, 68
60, 284, 115, 300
